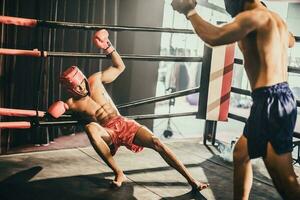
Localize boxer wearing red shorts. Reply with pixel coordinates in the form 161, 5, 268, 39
48, 29, 208, 191
103, 116, 143, 156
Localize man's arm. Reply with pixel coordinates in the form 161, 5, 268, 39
97, 51, 125, 84
288, 32, 295, 48
187, 10, 269, 46
171, 0, 269, 46
92, 29, 125, 84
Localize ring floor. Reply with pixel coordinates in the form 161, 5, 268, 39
0, 139, 297, 200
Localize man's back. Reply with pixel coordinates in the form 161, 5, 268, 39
239, 8, 290, 90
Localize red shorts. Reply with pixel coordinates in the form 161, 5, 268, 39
103, 116, 143, 156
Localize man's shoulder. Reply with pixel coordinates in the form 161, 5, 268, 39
87, 73, 106, 91
88, 71, 103, 82
236, 8, 270, 28
253, 9, 287, 33
239, 8, 269, 20
65, 98, 74, 106
65, 96, 89, 109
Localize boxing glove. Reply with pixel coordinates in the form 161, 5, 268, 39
93, 29, 115, 55
48, 101, 69, 118
171, 0, 197, 18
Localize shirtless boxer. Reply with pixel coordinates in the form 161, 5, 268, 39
171, 0, 300, 199
48, 29, 209, 191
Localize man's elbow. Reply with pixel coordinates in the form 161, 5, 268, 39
288, 32, 296, 48
289, 37, 295, 48
205, 37, 224, 47
195, 32, 218, 46
289, 43, 295, 48
113, 64, 125, 73
206, 36, 238, 46
119, 65, 126, 73
204, 32, 225, 46
206, 39, 219, 47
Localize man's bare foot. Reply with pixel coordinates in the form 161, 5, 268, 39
191, 181, 209, 191
111, 172, 127, 188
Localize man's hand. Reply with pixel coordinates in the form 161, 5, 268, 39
171, 0, 197, 18
48, 101, 69, 118
93, 29, 115, 55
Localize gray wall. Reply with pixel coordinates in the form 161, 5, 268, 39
112, 0, 164, 129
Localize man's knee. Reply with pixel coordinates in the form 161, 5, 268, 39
85, 123, 95, 135
151, 136, 164, 152
85, 123, 105, 142
279, 176, 300, 199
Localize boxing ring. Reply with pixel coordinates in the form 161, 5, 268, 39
1, 15, 300, 154
1, 12, 300, 168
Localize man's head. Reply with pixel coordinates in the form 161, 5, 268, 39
224, 0, 265, 18
60, 66, 90, 97
224, 0, 247, 17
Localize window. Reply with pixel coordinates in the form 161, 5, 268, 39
154, 0, 229, 139
154, 1, 300, 141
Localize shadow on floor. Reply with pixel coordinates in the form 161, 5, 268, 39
0, 166, 136, 200
0, 166, 206, 200
0, 141, 281, 200
162, 191, 206, 200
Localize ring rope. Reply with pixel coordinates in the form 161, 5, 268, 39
0, 48, 202, 62
0, 16, 194, 34
117, 87, 199, 109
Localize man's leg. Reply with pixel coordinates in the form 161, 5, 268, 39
233, 135, 252, 200
85, 123, 126, 187
133, 126, 209, 191
263, 142, 300, 199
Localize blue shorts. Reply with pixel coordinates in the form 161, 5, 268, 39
243, 82, 297, 159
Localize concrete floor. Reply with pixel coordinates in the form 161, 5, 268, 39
0, 139, 295, 200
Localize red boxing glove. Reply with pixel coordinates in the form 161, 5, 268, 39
93, 29, 115, 55
48, 101, 69, 118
